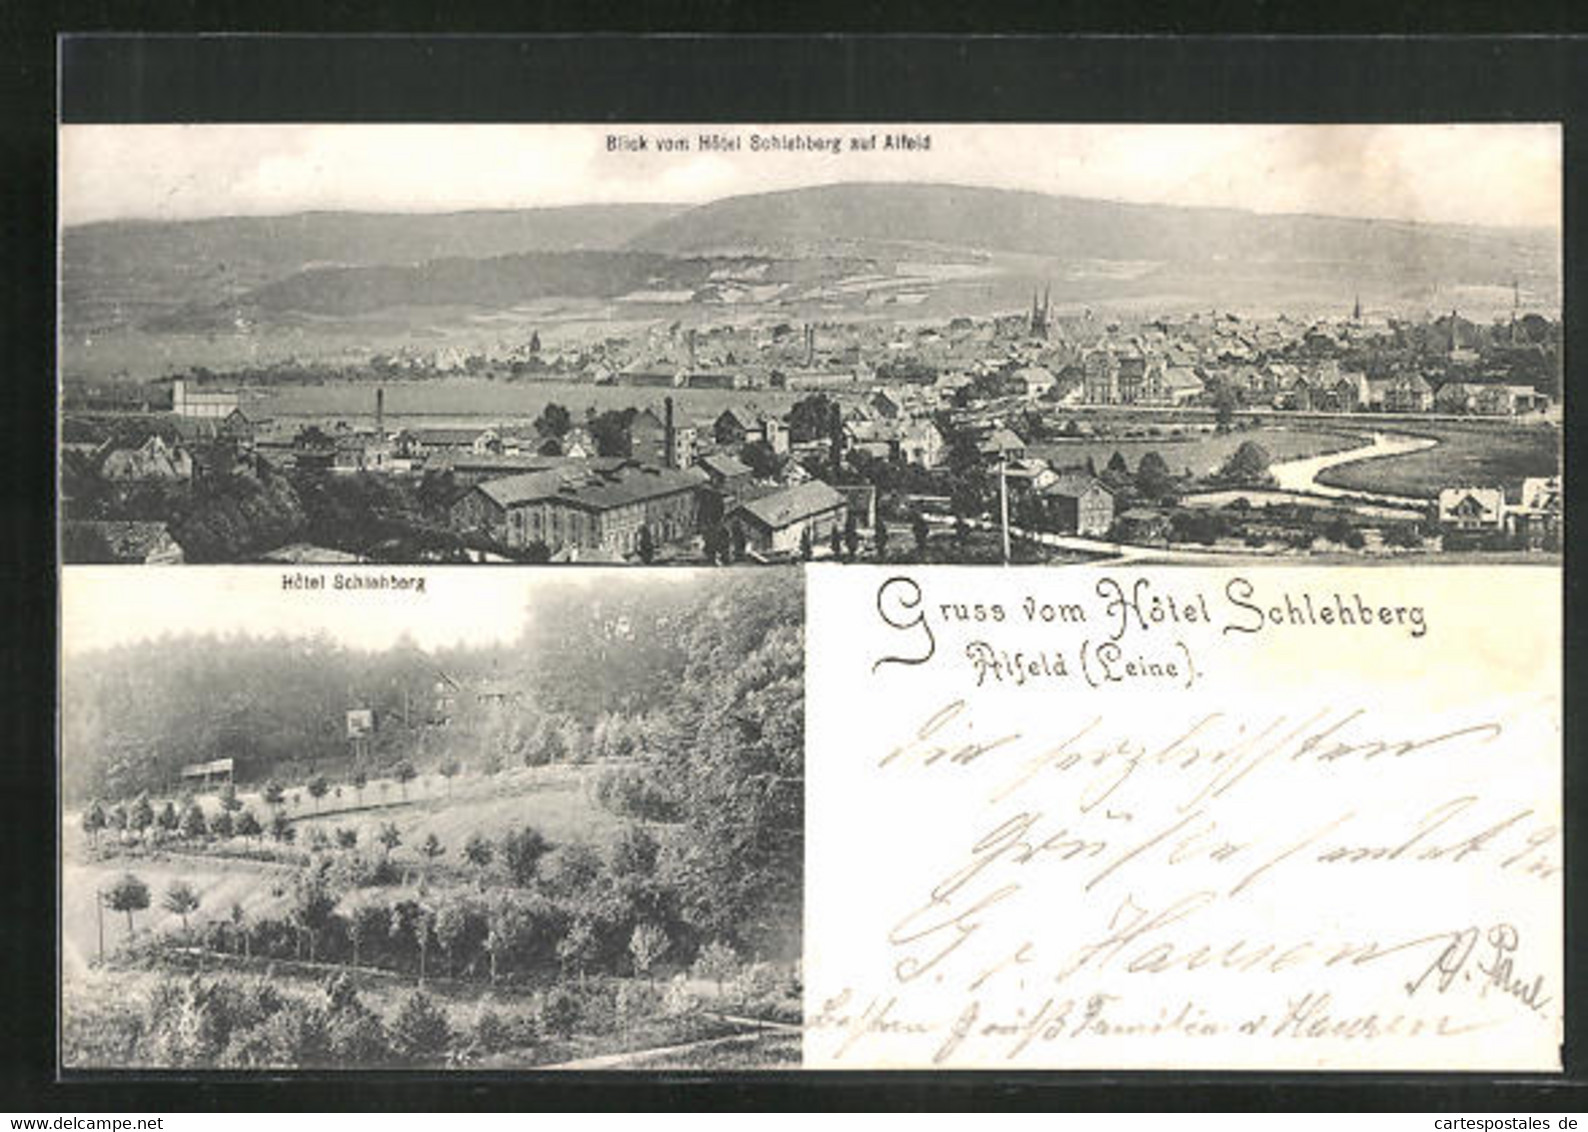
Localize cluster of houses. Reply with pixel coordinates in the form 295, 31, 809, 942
1436, 476, 1562, 545
58, 295, 1560, 562
444, 397, 846, 562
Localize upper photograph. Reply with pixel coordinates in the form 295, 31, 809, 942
58, 123, 1562, 566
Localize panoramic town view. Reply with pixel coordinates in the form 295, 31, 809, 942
58, 126, 1562, 567
61, 569, 804, 1069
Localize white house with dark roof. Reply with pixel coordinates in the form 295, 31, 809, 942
730, 480, 848, 557
1437, 486, 1506, 531
450, 461, 707, 557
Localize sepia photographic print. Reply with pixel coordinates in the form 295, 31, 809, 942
59, 567, 804, 1070
57, 123, 1561, 569
52, 116, 1566, 1079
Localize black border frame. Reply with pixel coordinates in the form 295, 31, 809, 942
9, 30, 1585, 1111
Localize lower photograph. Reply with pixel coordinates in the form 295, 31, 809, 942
59, 566, 804, 1071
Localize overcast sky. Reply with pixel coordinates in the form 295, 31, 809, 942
58, 123, 1560, 230
61, 568, 706, 655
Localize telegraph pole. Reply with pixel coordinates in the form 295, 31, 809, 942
998, 456, 1011, 565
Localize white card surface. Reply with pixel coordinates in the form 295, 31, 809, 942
805, 565, 1561, 1070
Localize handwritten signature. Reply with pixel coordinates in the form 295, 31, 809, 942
1405, 924, 1551, 1013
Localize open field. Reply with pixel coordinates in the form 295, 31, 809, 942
287, 763, 629, 849
1315, 421, 1560, 499
63, 949, 794, 1070
251, 377, 805, 429
1028, 425, 1363, 477
62, 855, 296, 980
62, 762, 624, 978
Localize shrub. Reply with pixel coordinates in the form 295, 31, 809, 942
499, 825, 551, 887
537, 987, 580, 1037
727, 961, 788, 1015
471, 1002, 512, 1055
593, 765, 680, 821
691, 939, 740, 993
326, 1003, 390, 1067
662, 973, 699, 1018
246, 1002, 332, 1068
615, 980, 663, 1025
389, 991, 453, 1064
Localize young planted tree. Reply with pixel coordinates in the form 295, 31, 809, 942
844, 511, 860, 558
798, 526, 813, 561
289, 870, 337, 963
81, 801, 106, 847
912, 511, 930, 554
439, 759, 459, 798
106, 873, 150, 940
230, 901, 249, 958
307, 775, 330, 814
209, 809, 234, 840
484, 895, 526, 985
158, 800, 180, 834
637, 524, 655, 564
270, 811, 296, 844
556, 918, 599, 986
235, 809, 262, 843
432, 897, 472, 978
350, 771, 367, 806
262, 780, 286, 808
395, 761, 416, 801
691, 939, 740, 995
874, 516, 890, 560
180, 800, 209, 841
629, 922, 670, 985
162, 880, 200, 934
462, 832, 494, 873
420, 833, 445, 863
377, 822, 402, 860
335, 827, 358, 850
219, 782, 242, 813
129, 793, 154, 836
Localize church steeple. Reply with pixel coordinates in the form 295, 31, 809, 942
1029, 284, 1051, 338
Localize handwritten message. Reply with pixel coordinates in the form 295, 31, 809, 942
804, 565, 1561, 1070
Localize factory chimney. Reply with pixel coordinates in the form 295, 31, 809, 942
376, 387, 385, 438
664, 396, 676, 469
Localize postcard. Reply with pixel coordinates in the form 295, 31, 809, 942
59, 566, 806, 1070
55, 118, 1565, 1075
804, 565, 1562, 1070
58, 123, 1560, 570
